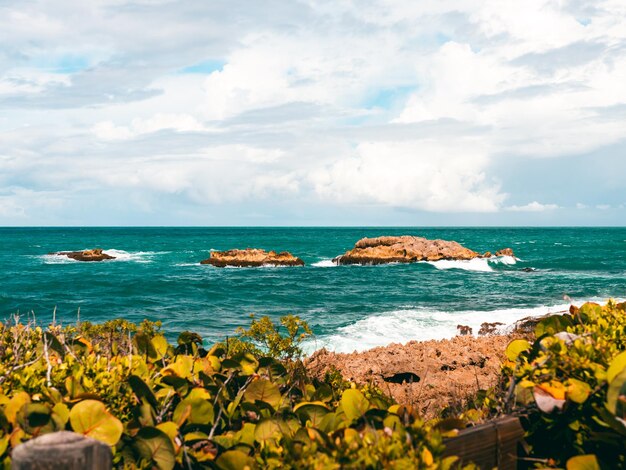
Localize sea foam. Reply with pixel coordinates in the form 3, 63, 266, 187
424, 258, 493, 272
312, 259, 336, 267
307, 298, 617, 354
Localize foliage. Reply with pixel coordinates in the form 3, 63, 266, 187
0, 314, 469, 469
234, 314, 313, 361
501, 300, 626, 469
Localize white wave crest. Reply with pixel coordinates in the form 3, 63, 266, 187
102, 249, 169, 263
41, 254, 79, 264
312, 259, 336, 267
490, 255, 518, 265
425, 258, 493, 272
306, 298, 618, 354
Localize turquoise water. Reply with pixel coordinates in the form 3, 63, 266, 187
1, 227, 625, 352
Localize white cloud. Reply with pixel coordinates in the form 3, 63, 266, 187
1, 0, 626, 224
92, 113, 206, 140
311, 140, 505, 212
507, 201, 559, 212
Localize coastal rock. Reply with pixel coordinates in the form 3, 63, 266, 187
53, 248, 115, 262
456, 324, 473, 336
495, 247, 515, 257
306, 333, 524, 419
333, 235, 514, 265
200, 249, 304, 267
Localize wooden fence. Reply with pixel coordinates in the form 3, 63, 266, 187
443, 416, 525, 469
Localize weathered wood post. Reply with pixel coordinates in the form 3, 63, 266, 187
11, 431, 112, 470
442, 416, 525, 470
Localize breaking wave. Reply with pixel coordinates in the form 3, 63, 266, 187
424, 258, 493, 272
312, 259, 336, 267
306, 299, 617, 354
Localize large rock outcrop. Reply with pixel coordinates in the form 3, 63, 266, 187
200, 249, 304, 267
53, 248, 115, 262
333, 236, 513, 265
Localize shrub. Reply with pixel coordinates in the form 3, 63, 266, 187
0, 315, 468, 469
502, 300, 626, 469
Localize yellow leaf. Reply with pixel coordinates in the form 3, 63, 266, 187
5, 392, 31, 425
69, 400, 123, 446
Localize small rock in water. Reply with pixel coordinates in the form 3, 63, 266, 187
456, 324, 473, 336
478, 322, 504, 336
53, 248, 115, 262
495, 247, 515, 257
200, 248, 304, 267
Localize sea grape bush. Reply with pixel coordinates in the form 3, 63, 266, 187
0, 315, 466, 469
503, 300, 626, 469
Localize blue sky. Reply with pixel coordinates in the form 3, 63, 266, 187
0, 0, 625, 226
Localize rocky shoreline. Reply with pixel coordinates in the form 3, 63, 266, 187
306, 321, 535, 418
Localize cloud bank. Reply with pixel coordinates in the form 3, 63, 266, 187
1, 0, 625, 225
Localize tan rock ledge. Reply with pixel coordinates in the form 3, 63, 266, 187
200, 248, 305, 267
333, 235, 514, 265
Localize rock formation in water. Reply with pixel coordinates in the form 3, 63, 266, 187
200, 249, 305, 267
495, 248, 515, 257
53, 248, 115, 262
333, 236, 514, 265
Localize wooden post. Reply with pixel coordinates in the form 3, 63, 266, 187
443, 416, 525, 470
11, 431, 112, 470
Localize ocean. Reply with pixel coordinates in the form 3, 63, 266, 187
1, 227, 625, 353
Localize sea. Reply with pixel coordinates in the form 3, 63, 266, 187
1, 227, 625, 353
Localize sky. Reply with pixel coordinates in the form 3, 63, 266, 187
1, 0, 625, 226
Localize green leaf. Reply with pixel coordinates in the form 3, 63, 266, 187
173, 398, 214, 426
341, 389, 369, 422
43, 332, 65, 358
535, 314, 573, 337
69, 399, 123, 446
294, 403, 329, 428
135, 427, 176, 470
566, 454, 600, 470
234, 352, 259, 375
128, 375, 158, 409
17, 403, 54, 434
505, 339, 531, 361
607, 367, 626, 419
566, 378, 592, 404
151, 335, 169, 361
607, 351, 626, 385
178, 331, 202, 346
52, 402, 70, 427
244, 378, 282, 409
254, 418, 282, 442
216, 450, 256, 470
134, 331, 157, 359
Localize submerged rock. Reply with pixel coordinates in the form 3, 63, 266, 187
456, 325, 473, 336
53, 248, 115, 262
200, 249, 304, 267
333, 235, 514, 265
